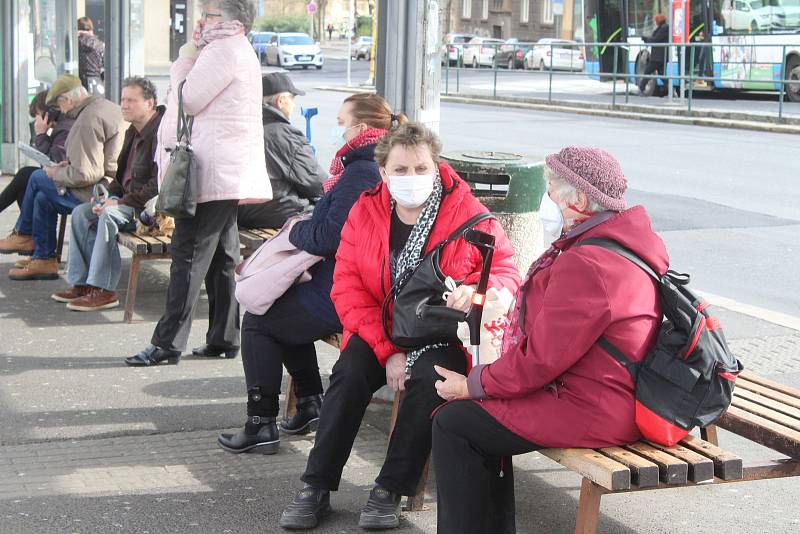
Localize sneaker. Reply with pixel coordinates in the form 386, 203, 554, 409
8, 258, 58, 280
66, 287, 119, 311
0, 230, 34, 255
358, 485, 402, 530
279, 485, 331, 530
52, 285, 91, 303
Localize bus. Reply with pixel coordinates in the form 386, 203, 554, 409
583, 0, 800, 102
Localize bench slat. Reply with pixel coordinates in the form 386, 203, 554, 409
735, 388, 800, 420
598, 446, 659, 488
739, 372, 800, 399
623, 442, 688, 485
238, 229, 265, 250
135, 234, 164, 254
735, 380, 800, 411
118, 232, 149, 254
540, 448, 631, 491
718, 405, 800, 459
679, 434, 743, 480
644, 441, 715, 482
732, 397, 800, 433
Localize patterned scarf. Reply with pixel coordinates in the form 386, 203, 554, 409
193, 20, 245, 48
388, 177, 448, 370
323, 127, 388, 193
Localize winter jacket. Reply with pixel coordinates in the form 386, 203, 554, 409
332, 162, 521, 367
289, 143, 383, 329
467, 206, 669, 449
52, 96, 126, 204
78, 32, 104, 83
237, 105, 326, 228
644, 22, 670, 63
107, 106, 165, 213
158, 32, 271, 204
33, 115, 76, 164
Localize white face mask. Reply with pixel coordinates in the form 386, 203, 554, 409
387, 174, 436, 209
539, 191, 564, 244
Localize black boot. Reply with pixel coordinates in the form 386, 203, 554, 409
279, 484, 331, 530
191, 343, 239, 359
280, 394, 322, 435
218, 387, 279, 454
359, 484, 402, 530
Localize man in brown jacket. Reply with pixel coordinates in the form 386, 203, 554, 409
0, 74, 125, 280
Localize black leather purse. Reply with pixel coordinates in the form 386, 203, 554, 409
381, 212, 496, 350
156, 80, 197, 219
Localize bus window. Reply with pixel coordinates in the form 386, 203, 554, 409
775, 0, 800, 30
716, 0, 794, 33
627, 0, 665, 38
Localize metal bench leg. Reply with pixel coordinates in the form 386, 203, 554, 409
124, 255, 142, 323
701, 425, 719, 446
284, 376, 297, 420
56, 215, 67, 263
575, 478, 603, 534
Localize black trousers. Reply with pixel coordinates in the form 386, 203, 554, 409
433, 400, 541, 534
0, 166, 36, 214
151, 200, 240, 352
639, 59, 665, 94
241, 287, 339, 417
302, 335, 467, 496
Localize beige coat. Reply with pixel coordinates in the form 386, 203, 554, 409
53, 96, 125, 203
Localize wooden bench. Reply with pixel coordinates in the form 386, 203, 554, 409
542, 371, 800, 534
284, 334, 431, 512
118, 227, 278, 323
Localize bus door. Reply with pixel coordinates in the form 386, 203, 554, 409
585, 0, 627, 75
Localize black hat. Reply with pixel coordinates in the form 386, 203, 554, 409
262, 73, 305, 97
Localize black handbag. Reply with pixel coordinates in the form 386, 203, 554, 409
381, 212, 496, 350
156, 80, 197, 218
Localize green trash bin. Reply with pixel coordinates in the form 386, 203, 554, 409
442, 151, 546, 273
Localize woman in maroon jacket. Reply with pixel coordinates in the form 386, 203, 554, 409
279, 123, 521, 530
432, 147, 669, 534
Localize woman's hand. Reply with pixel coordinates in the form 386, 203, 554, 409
34, 113, 51, 135
434, 365, 469, 401
385, 352, 408, 392
178, 41, 199, 59
446, 284, 476, 312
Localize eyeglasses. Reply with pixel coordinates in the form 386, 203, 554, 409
202, 11, 223, 20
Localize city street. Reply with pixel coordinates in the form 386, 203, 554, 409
1, 57, 799, 534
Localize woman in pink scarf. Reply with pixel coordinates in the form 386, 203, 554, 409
126, 0, 270, 367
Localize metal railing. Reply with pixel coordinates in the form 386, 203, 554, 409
441, 41, 800, 121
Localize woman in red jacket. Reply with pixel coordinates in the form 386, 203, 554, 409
279, 123, 520, 530
432, 147, 669, 533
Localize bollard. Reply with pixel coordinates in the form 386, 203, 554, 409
442, 151, 546, 274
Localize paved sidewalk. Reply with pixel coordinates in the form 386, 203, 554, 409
0, 177, 799, 533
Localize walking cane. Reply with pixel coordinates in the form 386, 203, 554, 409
301, 107, 319, 154
421, 228, 495, 366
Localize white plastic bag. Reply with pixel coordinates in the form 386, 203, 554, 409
456, 287, 514, 364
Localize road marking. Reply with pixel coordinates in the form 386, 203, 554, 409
697, 290, 800, 332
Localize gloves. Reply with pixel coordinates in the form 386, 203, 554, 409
178, 42, 199, 60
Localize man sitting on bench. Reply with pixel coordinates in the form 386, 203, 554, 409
51, 77, 164, 311
0, 74, 125, 280
236, 73, 326, 230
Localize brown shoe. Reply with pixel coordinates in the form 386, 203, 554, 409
8, 258, 59, 280
0, 230, 34, 255
67, 287, 119, 311
52, 285, 91, 303
14, 256, 32, 269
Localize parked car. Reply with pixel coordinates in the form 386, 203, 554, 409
722, 0, 786, 31
352, 36, 372, 60
441, 33, 475, 66
265, 32, 324, 69
462, 36, 505, 68
524, 39, 585, 71
250, 31, 276, 65
494, 38, 534, 69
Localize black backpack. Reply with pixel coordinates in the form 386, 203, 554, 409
578, 238, 744, 446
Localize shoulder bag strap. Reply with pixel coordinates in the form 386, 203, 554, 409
576, 237, 661, 281
443, 211, 496, 245
176, 80, 195, 145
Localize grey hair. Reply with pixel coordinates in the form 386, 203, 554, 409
544, 164, 607, 214
264, 92, 293, 108
62, 85, 89, 102
202, 0, 256, 32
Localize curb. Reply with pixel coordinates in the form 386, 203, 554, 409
314, 85, 800, 135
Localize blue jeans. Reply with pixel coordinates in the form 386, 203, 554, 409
15, 170, 81, 259
67, 201, 136, 291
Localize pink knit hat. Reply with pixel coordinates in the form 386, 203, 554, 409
545, 147, 627, 211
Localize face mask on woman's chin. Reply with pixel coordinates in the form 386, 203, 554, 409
539, 192, 565, 244
387, 174, 436, 209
